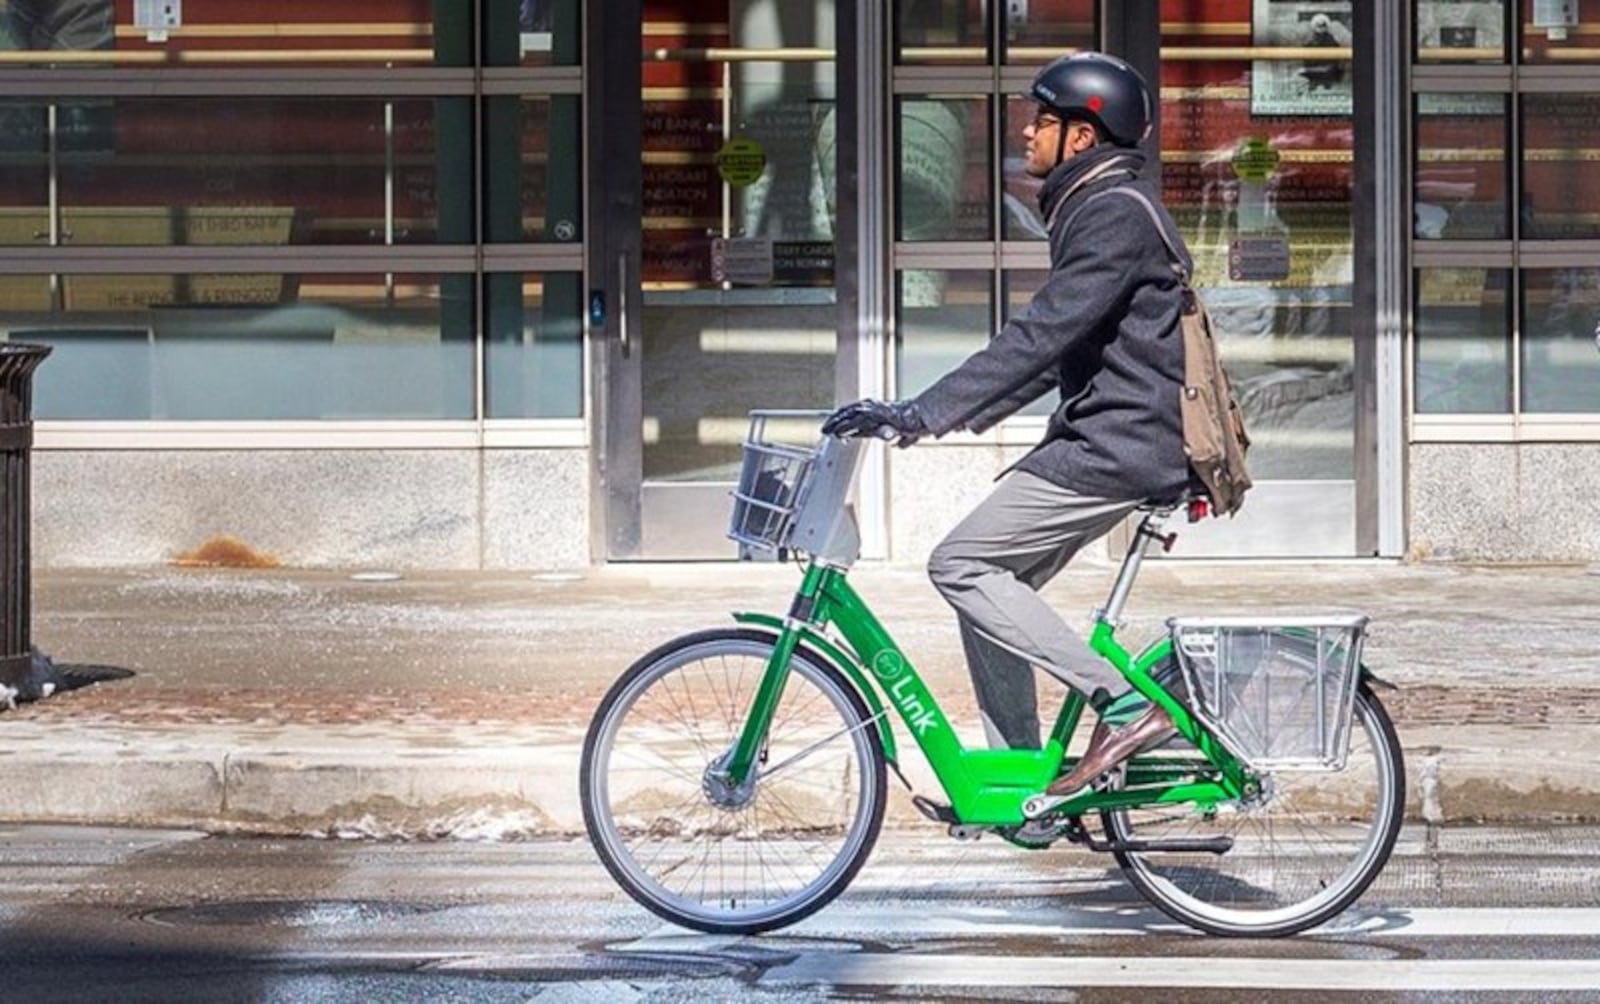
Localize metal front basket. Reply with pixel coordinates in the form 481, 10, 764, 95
1168, 615, 1369, 771
727, 411, 826, 555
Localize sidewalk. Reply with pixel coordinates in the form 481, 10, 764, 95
4, 559, 1598, 835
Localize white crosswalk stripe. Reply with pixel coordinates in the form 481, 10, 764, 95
761, 953, 1600, 992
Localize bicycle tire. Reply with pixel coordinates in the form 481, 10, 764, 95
1104, 684, 1405, 937
580, 628, 887, 934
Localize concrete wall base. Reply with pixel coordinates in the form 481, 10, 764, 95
1409, 443, 1600, 561
31, 449, 590, 570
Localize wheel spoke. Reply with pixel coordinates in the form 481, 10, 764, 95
583, 634, 883, 933
1105, 690, 1402, 936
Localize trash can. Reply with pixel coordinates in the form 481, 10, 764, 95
1, 343, 51, 691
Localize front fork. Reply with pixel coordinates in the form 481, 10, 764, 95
721, 564, 833, 785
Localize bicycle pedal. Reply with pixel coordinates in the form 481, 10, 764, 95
911, 794, 959, 824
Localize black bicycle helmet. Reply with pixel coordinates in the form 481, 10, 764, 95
1028, 51, 1152, 149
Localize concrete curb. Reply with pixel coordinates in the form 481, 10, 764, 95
2, 722, 1595, 835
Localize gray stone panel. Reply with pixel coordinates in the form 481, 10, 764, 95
33, 451, 480, 569
887, 444, 1028, 564
481, 449, 590, 569
1410, 443, 1600, 561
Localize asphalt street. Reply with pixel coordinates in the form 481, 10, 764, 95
3, 823, 1599, 1002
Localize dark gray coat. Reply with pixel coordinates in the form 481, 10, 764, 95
912, 146, 1194, 503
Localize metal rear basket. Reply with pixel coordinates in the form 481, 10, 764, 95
1168, 615, 1369, 771
727, 411, 827, 554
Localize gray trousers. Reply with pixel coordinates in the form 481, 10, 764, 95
927, 471, 1141, 750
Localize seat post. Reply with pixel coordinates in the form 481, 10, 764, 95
1097, 509, 1171, 626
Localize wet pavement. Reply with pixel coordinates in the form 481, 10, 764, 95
3, 823, 1600, 1001
4, 559, 1600, 832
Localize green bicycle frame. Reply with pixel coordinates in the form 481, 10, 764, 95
726, 558, 1252, 828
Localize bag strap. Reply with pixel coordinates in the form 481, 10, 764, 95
1058, 184, 1191, 285
1042, 154, 1141, 234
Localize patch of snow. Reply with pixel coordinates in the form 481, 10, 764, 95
319, 807, 548, 842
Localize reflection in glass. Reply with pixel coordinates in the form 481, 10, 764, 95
0, 2, 470, 67
897, 269, 991, 397
486, 273, 583, 419
0, 102, 48, 246
1414, 268, 1511, 414
1415, 0, 1507, 62
1414, 94, 1508, 239
897, 0, 988, 64
485, 0, 580, 66
897, 97, 990, 241
1521, 0, 1596, 63
1004, 0, 1094, 63
1522, 94, 1600, 239
485, 96, 583, 243
55, 98, 473, 246
1522, 269, 1600, 413
1159, 57, 1355, 479
10, 273, 474, 420
642, 292, 837, 481
1002, 270, 1053, 416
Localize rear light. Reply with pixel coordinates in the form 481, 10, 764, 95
1187, 498, 1210, 523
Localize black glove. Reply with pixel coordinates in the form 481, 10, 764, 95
821, 398, 927, 448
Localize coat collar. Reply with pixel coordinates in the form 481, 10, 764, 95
1037, 145, 1147, 221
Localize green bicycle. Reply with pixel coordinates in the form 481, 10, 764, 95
580, 411, 1405, 938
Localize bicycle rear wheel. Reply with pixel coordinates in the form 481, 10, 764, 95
580, 628, 886, 934
1104, 684, 1404, 937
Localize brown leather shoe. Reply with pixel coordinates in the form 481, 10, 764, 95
1046, 705, 1176, 797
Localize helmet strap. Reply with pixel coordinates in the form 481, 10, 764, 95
1055, 123, 1068, 167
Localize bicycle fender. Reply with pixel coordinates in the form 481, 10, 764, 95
732, 612, 899, 764
1360, 665, 1399, 691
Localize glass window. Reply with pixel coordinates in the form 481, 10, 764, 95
1004, 0, 1094, 64
897, 97, 992, 241
896, 269, 992, 396
1414, 94, 1509, 240
1414, 268, 1512, 414
1002, 97, 1047, 241
1522, 269, 1600, 413
1522, 93, 1600, 240
1521, 0, 1600, 62
485, 96, 582, 243
897, 0, 989, 65
0, 102, 48, 248
484, 0, 580, 66
1161, 33, 1356, 480
51, 98, 473, 246
486, 272, 583, 419
1415, 0, 1508, 62
1002, 269, 1054, 416
7, 273, 474, 420
0, 3, 472, 68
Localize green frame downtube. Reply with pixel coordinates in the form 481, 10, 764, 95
731, 564, 1249, 827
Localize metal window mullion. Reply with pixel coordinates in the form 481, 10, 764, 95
0, 246, 481, 275
474, 0, 487, 439
0, 68, 478, 98
46, 101, 60, 310
1510, 60, 1522, 429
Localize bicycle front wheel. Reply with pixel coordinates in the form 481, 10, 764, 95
1104, 684, 1405, 937
580, 628, 887, 934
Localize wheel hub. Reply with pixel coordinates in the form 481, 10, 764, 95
702, 753, 758, 810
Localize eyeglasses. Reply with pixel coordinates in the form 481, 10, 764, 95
1028, 110, 1063, 131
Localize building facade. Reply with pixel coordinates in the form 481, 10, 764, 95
2, 0, 1596, 567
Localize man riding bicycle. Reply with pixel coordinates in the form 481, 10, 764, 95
824, 52, 1193, 804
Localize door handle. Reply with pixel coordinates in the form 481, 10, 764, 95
617, 252, 631, 360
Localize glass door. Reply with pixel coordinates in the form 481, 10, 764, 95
601, 0, 842, 559
1156, 4, 1366, 556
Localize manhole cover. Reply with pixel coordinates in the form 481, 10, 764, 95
141, 899, 447, 928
